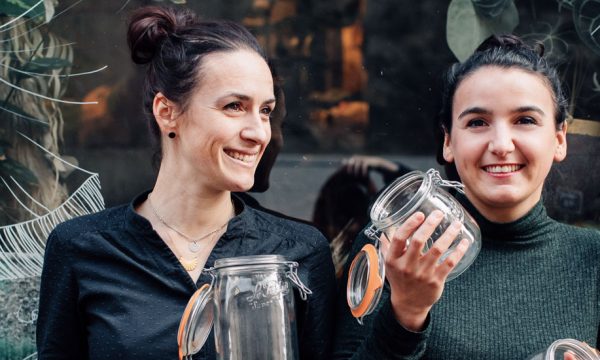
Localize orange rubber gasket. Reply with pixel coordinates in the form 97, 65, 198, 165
178, 283, 210, 360
347, 243, 384, 318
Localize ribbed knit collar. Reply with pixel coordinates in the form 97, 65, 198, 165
457, 193, 554, 244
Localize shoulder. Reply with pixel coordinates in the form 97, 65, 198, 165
50, 205, 129, 245
550, 220, 600, 254
550, 220, 600, 240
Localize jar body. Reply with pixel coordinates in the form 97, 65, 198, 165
370, 170, 481, 280
212, 256, 299, 360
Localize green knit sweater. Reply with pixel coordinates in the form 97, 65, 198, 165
332, 199, 600, 359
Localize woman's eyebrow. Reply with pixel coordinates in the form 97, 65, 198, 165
513, 105, 545, 116
221, 93, 276, 104
457, 106, 491, 120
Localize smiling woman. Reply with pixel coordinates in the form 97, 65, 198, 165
444, 66, 567, 222
332, 34, 600, 360
35, 5, 335, 360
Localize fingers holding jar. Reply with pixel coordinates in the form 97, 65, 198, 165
382, 210, 471, 332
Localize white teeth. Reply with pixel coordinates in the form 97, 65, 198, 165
484, 164, 522, 173
225, 151, 256, 163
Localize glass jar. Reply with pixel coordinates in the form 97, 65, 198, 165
347, 169, 482, 323
177, 255, 312, 360
527, 339, 600, 360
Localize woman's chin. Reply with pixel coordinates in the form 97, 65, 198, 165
227, 178, 255, 193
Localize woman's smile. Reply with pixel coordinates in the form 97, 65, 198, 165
481, 163, 525, 176
224, 149, 259, 165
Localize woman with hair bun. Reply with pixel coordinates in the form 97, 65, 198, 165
332, 34, 600, 359
36, 5, 335, 359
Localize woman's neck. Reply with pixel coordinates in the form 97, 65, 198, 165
463, 190, 541, 224
145, 169, 235, 236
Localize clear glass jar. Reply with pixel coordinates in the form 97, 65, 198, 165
177, 255, 312, 360
527, 339, 600, 360
347, 169, 482, 323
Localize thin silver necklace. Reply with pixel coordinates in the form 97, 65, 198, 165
147, 193, 232, 253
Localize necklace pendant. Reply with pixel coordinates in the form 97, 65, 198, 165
188, 241, 200, 253
180, 256, 198, 271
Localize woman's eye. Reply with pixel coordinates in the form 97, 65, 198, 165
517, 116, 537, 125
225, 102, 243, 112
261, 106, 273, 116
466, 119, 487, 127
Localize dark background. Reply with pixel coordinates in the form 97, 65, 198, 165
40, 0, 600, 225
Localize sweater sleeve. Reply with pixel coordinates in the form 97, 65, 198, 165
297, 235, 337, 360
36, 230, 88, 359
332, 231, 431, 359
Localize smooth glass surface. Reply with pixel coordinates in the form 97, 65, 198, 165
212, 258, 299, 360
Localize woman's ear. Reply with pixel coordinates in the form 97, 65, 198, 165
554, 121, 568, 162
442, 131, 454, 163
152, 92, 178, 134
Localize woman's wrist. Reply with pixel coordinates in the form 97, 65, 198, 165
390, 296, 430, 332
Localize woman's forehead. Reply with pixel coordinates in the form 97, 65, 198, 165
453, 66, 554, 111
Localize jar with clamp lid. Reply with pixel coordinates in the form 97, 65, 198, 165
347, 169, 482, 324
177, 254, 312, 360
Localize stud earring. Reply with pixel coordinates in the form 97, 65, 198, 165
168, 132, 176, 139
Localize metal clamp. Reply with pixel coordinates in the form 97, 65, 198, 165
426, 169, 465, 195
364, 224, 381, 242
286, 262, 312, 301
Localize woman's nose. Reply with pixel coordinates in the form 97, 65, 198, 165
487, 126, 515, 157
241, 111, 270, 145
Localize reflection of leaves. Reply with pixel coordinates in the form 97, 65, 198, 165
521, 22, 571, 62
152, 0, 187, 4
0, 103, 47, 128
0, 156, 38, 187
472, 0, 511, 18
447, 0, 519, 61
0, 0, 45, 19
556, 0, 575, 10
0, 278, 40, 352
593, 72, 600, 91
573, 0, 600, 56
22, 57, 72, 73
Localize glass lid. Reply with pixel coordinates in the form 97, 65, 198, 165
178, 283, 214, 360
346, 243, 385, 324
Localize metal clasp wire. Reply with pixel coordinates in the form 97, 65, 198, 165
426, 168, 465, 195
364, 224, 381, 243
286, 262, 312, 301
201, 267, 216, 289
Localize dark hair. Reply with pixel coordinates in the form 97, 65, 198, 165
312, 168, 377, 278
436, 34, 569, 179
127, 5, 270, 167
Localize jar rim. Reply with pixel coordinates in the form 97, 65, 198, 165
547, 338, 598, 359
213, 254, 288, 269
370, 170, 431, 230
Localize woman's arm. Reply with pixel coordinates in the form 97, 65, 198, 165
36, 230, 87, 359
332, 211, 470, 359
298, 237, 337, 360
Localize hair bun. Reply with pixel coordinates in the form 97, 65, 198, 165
127, 6, 197, 65
475, 34, 545, 57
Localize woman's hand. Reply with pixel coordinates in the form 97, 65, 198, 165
342, 155, 399, 177
379, 210, 470, 332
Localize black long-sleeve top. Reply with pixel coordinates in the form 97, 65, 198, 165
36, 192, 335, 360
